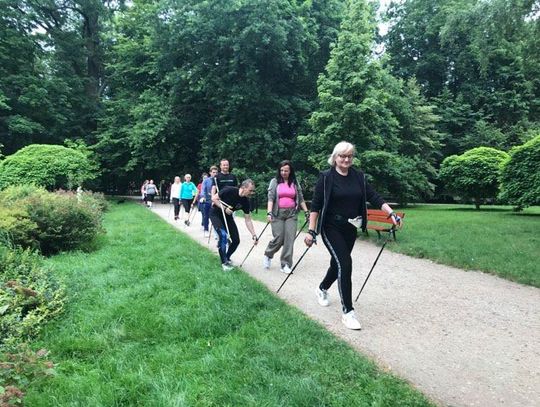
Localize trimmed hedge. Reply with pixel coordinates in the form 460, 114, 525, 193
0, 144, 98, 190
439, 147, 509, 209
499, 135, 540, 209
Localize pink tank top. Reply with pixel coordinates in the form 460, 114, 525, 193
277, 182, 296, 209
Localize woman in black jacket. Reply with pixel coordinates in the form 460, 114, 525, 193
304, 141, 401, 330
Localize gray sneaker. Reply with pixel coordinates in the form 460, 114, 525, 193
316, 287, 330, 307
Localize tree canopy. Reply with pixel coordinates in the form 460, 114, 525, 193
0, 0, 538, 203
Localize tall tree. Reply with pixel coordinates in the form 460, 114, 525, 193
385, 0, 540, 156
299, 0, 441, 202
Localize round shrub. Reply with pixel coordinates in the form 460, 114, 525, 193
0, 185, 104, 255
0, 144, 98, 190
25, 192, 104, 255
499, 135, 540, 210
0, 247, 65, 346
439, 147, 509, 209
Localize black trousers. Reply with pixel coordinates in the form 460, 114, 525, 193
172, 198, 180, 218
320, 221, 357, 313
209, 208, 240, 264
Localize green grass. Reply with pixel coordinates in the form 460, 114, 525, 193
25, 203, 433, 406
376, 204, 540, 287
247, 205, 540, 287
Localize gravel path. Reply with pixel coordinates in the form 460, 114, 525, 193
151, 203, 539, 407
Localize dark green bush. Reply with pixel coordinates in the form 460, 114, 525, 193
25, 192, 104, 255
0, 144, 98, 190
499, 135, 540, 210
0, 247, 65, 347
439, 147, 509, 209
0, 185, 105, 255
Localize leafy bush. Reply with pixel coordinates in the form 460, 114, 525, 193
439, 147, 509, 209
0, 207, 38, 250
0, 247, 65, 347
499, 135, 540, 210
0, 144, 98, 190
0, 346, 56, 407
25, 192, 104, 255
0, 185, 105, 255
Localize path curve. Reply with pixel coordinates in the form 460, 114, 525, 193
150, 203, 539, 407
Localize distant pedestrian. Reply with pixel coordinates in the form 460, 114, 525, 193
195, 172, 208, 227
180, 174, 198, 226
160, 180, 170, 204
210, 179, 258, 271
263, 160, 309, 274
141, 180, 148, 204
170, 176, 182, 220
145, 179, 158, 208
201, 166, 218, 236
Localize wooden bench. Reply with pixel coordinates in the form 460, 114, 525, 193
366, 209, 405, 241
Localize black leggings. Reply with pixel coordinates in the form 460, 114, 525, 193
320, 221, 357, 313
209, 209, 240, 264
172, 198, 180, 218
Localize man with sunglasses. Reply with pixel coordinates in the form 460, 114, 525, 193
210, 179, 258, 271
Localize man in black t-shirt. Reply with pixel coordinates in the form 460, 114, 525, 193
212, 159, 238, 195
210, 179, 258, 271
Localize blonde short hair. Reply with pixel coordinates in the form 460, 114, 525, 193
328, 141, 356, 166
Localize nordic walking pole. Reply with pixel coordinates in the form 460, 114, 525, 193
276, 243, 314, 293
354, 229, 394, 302
188, 203, 198, 224
240, 221, 270, 267
167, 201, 172, 219
207, 219, 214, 245
295, 218, 309, 240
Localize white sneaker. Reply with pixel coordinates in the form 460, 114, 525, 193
226, 259, 235, 267
316, 287, 330, 307
263, 256, 271, 269
280, 265, 292, 274
222, 263, 233, 272
342, 310, 362, 330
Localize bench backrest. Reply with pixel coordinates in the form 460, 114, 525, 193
367, 209, 405, 224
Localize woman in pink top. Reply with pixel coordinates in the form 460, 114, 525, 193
263, 160, 309, 273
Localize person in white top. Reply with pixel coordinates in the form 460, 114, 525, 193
169, 176, 182, 220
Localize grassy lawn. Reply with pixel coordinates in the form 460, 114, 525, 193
246, 205, 540, 287
26, 203, 433, 406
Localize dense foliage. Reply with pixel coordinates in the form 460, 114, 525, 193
0, 0, 538, 202
439, 147, 509, 208
385, 0, 540, 156
0, 247, 65, 347
0, 144, 98, 190
499, 135, 540, 209
0, 185, 106, 255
